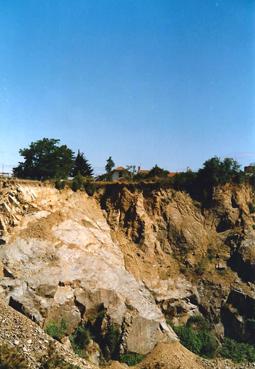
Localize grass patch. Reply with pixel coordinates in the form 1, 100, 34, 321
220, 338, 255, 363
119, 352, 145, 366
45, 319, 67, 341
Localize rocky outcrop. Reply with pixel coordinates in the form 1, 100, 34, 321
0, 298, 94, 369
2, 180, 255, 364
0, 182, 176, 358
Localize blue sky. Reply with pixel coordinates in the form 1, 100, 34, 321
0, 0, 254, 173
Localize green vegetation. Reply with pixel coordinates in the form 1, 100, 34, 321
220, 338, 255, 363
147, 165, 169, 178
69, 325, 90, 357
45, 319, 68, 341
105, 156, 115, 175
172, 157, 243, 205
72, 150, 93, 177
119, 352, 145, 366
0, 344, 28, 369
172, 315, 218, 358
71, 172, 84, 191
55, 179, 66, 190
84, 182, 96, 196
13, 138, 75, 180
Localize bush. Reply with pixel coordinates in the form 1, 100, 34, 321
0, 344, 28, 369
173, 325, 203, 355
220, 338, 255, 363
70, 325, 90, 357
45, 319, 67, 341
119, 352, 145, 366
187, 315, 211, 331
55, 179, 65, 190
173, 322, 218, 358
84, 182, 96, 196
71, 172, 84, 192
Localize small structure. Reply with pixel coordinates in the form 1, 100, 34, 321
167, 172, 177, 178
111, 166, 131, 181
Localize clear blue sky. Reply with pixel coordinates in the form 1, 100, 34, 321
0, 0, 254, 173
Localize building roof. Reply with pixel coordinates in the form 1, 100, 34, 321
113, 166, 129, 172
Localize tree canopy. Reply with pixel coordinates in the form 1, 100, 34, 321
13, 138, 75, 179
147, 165, 169, 178
105, 156, 115, 174
73, 150, 93, 177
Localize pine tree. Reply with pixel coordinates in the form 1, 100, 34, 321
105, 156, 115, 174
73, 150, 93, 177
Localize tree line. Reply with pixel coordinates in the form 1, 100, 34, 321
13, 138, 106, 180
12, 138, 255, 205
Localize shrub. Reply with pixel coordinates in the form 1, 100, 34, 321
0, 344, 28, 369
71, 172, 84, 192
119, 352, 145, 366
70, 325, 90, 357
173, 321, 218, 358
84, 182, 96, 196
220, 338, 255, 363
173, 325, 203, 355
45, 319, 67, 341
187, 315, 211, 331
55, 179, 65, 190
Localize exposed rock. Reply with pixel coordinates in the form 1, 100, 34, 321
0, 183, 176, 357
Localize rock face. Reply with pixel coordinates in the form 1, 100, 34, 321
98, 183, 255, 338
0, 181, 176, 356
0, 298, 94, 369
2, 180, 255, 363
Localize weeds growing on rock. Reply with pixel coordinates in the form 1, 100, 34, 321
119, 352, 145, 366
45, 319, 68, 341
69, 325, 90, 358
172, 315, 218, 358
220, 338, 255, 363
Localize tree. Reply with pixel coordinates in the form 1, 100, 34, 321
72, 150, 93, 177
13, 138, 74, 179
147, 165, 168, 178
105, 156, 115, 174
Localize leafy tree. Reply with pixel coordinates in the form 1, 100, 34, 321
196, 157, 241, 203
147, 165, 168, 178
13, 138, 74, 180
105, 156, 115, 174
72, 150, 93, 177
